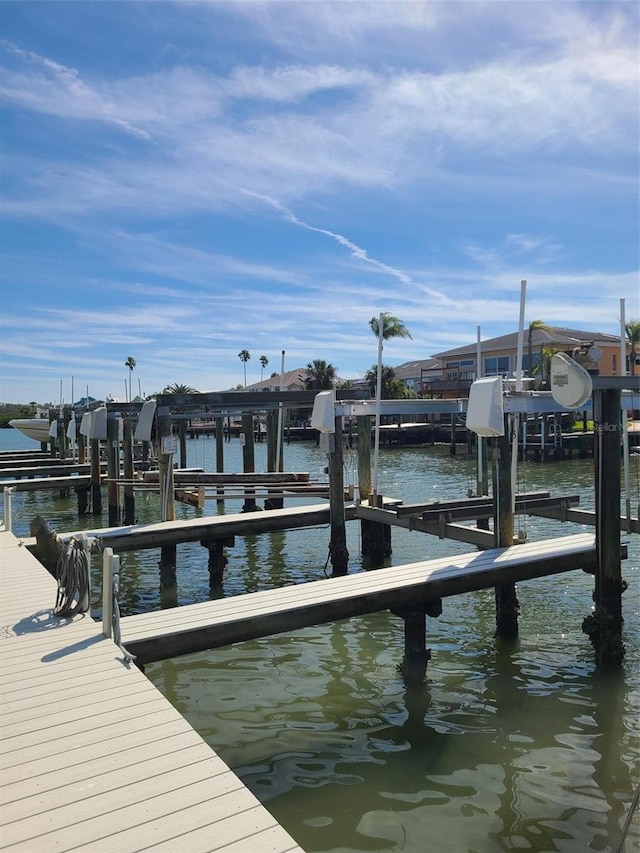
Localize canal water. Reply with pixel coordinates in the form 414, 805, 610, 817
2, 428, 639, 852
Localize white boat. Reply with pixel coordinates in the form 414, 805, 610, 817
9, 418, 51, 443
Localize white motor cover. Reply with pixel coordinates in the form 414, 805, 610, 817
310, 390, 336, 433
134, 399, 157, 442
550, 353, 593, 409
466, 377, 505, 437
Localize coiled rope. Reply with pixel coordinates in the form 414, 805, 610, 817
54, 538, 90, 618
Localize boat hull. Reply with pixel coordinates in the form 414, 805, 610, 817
9, 419, 51, 443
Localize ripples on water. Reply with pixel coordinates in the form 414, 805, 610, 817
3, 431, 639, 852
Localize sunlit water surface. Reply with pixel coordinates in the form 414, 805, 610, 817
3, 429, 639, 852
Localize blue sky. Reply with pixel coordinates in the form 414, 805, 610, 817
1, 1, 638, 404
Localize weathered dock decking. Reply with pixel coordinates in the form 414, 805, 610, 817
121, 532, 599, 665
33, 502, 359, 554
0, 532, 304, 853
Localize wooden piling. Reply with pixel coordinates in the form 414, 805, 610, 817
122, 417, 135, 525
328, 416, 348, 576
265, 411, 283, 509
582, 388, 625, 667
157, 408, 176, 567
492, 418, 519, 638
201, 537, 234, 587
357, 415, 391, 565
392, 605, 433, 685
90, 438, 102, 516
177, 420, 187, 470
106, 415, 120, 527
241, 413, 257, 513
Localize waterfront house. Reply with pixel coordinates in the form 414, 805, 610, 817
412, 327, 624, 398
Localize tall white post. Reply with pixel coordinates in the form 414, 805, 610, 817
276, 350, 285, 473
372, 313, 384, 499
476, 326, 484, 495
515, 279, 526, 391
620, 298, 632, 530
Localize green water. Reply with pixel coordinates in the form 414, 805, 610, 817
2, 429, 639, 852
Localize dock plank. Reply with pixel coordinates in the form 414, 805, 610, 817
0, 532, 304, 852
122, 533, 598, 664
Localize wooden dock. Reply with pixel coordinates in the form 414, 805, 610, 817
32, 503, 359, 554
121, 533, 599, 665
0, 531, 304, 852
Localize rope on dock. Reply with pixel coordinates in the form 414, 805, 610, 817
54, 538, 90, 618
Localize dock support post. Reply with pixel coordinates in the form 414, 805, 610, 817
158, 406, 176, 568
201, 537, 234, 587
76, 484, 90, 516
241, 413, 258, 512
122, 417, 135, 525
583, 388, 625, 667
265, 411, 283, 509
357, 415, 391, 565
393, 601, 441, 685
492, 419, 519, 638
78, 432, 87, 465
178, 419, 187, 469
106, 415, 120, 527
215, 416, 225, 505
90, 438, 102, 516
328, 416, 348, 576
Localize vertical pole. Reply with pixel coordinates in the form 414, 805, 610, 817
356, 415, 372, 503
158, 407, 176, 568
102, 547, 114, 638
215, 415, 225, 506
241, 413, 257, 512
90, 437, 102, 516
275, 350, 285, 472
584, 388, 625, 667
178, 419, 187, 470
122, 417, 135, 525
328, 416, 348, 576
215, 417, 225, 471
372, 313, 384, 496
106, 416, 120, 527
78, 432, 86, 465
515, 280, 526, 392
476, 326, 485, 496
493, 417, 519, 637
620, 298, 632, 531
265, 410, 283, 509
158, 408, 175, 522
3, 486, 14, 533
357, 414, 378, 562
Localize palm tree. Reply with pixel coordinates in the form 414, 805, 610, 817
259, 355, 269, 381
305, 359, 337, 390
369, 313, 412, 342
124, 355, 136, 402
625, 320, 640, 376
238, 349, 251, 386
162, 383, 198, 394
526, 320, 552, 377
533, 346, 557, 390
365, 364, 416, 399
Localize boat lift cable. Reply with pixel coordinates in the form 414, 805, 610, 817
111, 564, 136, 663
54, 537, 90, 618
